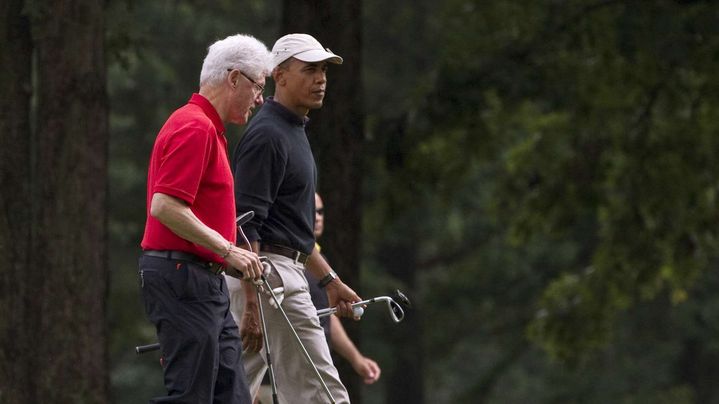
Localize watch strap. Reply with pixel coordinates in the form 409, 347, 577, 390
318, 270, 337, 288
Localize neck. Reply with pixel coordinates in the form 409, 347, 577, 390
272, 92, 309, 119
198, 85, 229, 122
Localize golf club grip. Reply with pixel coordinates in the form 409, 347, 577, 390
135, 342, 161, 354
317, 299, 374, 318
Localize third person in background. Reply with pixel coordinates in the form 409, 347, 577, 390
308, 192, 381, 384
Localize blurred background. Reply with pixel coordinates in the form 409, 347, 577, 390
3, 0, 719, 403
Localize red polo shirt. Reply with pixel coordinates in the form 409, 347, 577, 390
141, 93, 236, 263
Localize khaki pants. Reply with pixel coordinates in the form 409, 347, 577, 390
226, 253, 349, 404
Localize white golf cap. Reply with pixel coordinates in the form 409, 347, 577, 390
271, 33, 343, 68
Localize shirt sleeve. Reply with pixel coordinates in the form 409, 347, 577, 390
153, 122, 212, 205
232, 124, 287, 242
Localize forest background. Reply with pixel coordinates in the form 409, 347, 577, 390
2, 1, 719, 403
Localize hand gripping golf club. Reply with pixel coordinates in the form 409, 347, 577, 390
316, 289, 412, 323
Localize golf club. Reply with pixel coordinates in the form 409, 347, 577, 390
234, 212, 334, 404
258, 257, 335, 404
316, 289, 412, 323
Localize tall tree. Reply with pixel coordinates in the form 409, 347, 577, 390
0, 0, 109, 402
0, 0, 34, 399
280, 0, 365, 401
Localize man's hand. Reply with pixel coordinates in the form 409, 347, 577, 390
224, 246, 263, 281
240, 301, 263, 352
352, 356, 381, 384
326, 280, 361, 319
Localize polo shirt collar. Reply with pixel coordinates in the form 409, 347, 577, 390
189, 93, 226, 135
265, 97, 310, 127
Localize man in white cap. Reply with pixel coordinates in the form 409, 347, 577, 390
226, 33, 360, 403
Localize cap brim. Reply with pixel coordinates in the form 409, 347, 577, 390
293, 49, 343, 64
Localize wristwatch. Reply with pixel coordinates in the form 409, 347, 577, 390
318, 270, 337, 288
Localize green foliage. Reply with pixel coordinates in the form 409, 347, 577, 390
363, 0, 719, 402
483, 1, 719, 363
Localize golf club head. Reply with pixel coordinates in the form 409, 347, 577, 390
393, 289, 412, 308
236, 211, 254, 226
387, 299, 405, 323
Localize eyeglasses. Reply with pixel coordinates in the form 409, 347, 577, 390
227, 69, 265, 95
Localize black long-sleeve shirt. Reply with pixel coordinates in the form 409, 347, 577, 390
232, 98, 317, 254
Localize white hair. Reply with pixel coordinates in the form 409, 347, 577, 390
199, 34, 273, 88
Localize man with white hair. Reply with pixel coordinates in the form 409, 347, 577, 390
228, 33, 360, 403
139, 34, 271, 403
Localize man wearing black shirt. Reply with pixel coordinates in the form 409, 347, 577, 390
227, 33, 360, 404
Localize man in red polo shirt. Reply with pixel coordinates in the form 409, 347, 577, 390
139, 34, 271, 404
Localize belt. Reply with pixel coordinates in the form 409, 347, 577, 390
142, 250, 226, 275
260, 243, 309, 265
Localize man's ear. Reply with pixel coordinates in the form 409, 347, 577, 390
272, 67, 285, 86
227, 70, 239, 88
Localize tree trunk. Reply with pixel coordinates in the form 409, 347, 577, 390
0, 0, 109, 402
280, 0, 365, 402
380, 230, 425, 404
0, 0, 34, 400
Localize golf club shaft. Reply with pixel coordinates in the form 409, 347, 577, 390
316, 297, 382, 318
259, 264, 336, 404
256, 281, 279, 404
135, 342, 160, 354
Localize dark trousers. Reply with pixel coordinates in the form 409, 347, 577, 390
139, 255, 252, 404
